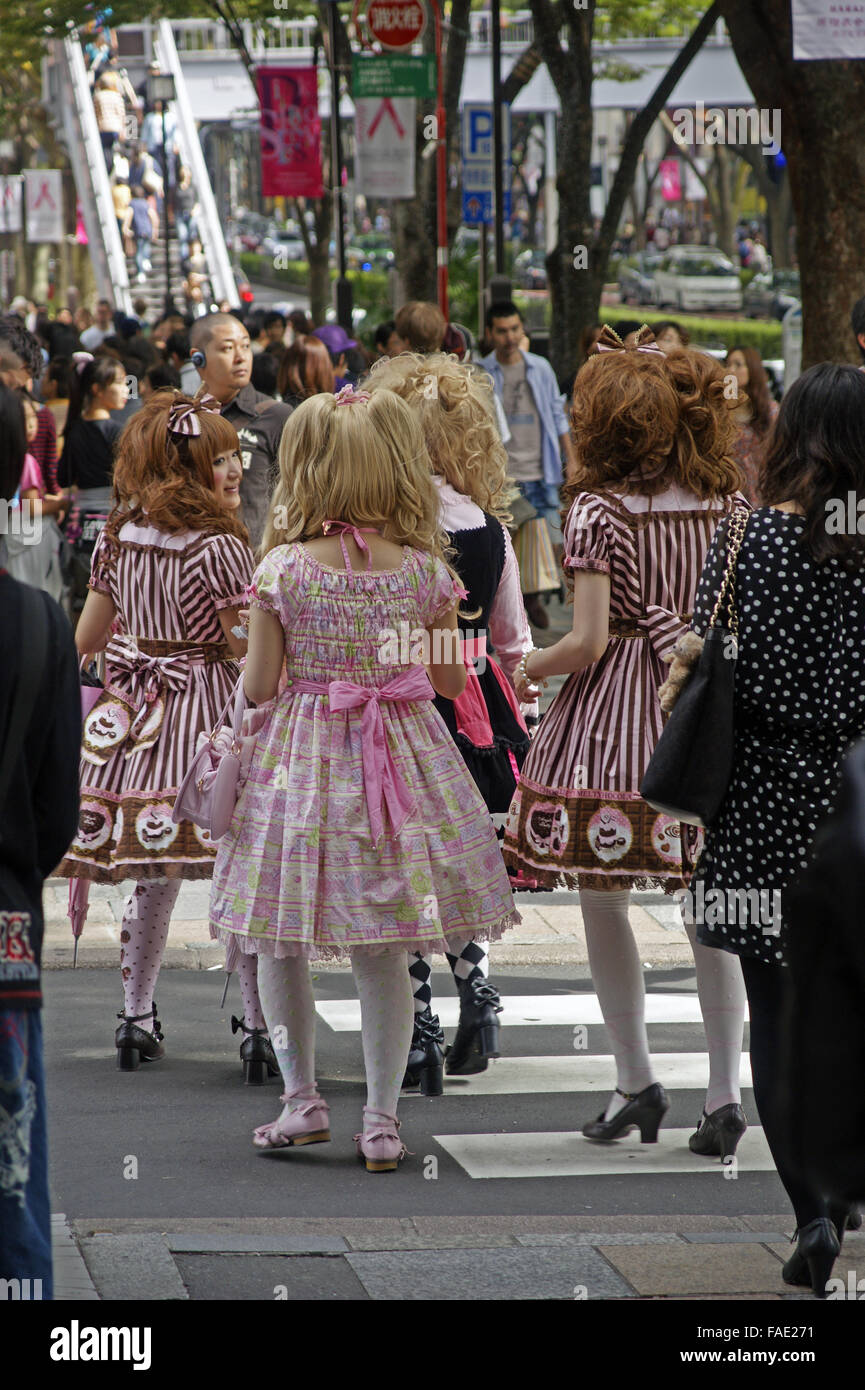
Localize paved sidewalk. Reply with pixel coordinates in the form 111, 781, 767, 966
42, 881, 693, 971
54, 1212, 863, 1301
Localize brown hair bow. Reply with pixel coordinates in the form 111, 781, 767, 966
596, 323, 665, 356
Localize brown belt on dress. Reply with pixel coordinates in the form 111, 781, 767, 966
133, 637, 233, 664
608, 613, 692, 639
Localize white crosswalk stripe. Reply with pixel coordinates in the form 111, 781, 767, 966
353, 988, 765, 1181
315, 992, 718, 1031
407, 1053, 753, 1096
433, 1128, 773, 1179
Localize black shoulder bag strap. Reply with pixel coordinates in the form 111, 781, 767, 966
0, 584, 50, 840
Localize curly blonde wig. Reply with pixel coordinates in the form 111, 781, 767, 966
260, 388, 451, 570
365, 352, 512, 523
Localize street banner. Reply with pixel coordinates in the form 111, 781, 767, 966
792, 0, 865, 59
0, 175, 23, 234
355, 96, 415, 198
257, 66, 323, 199
24, 170, 63, 243
659, 158, 682, 202
352, 54, 436, 99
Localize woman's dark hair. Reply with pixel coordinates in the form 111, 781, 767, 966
0, 315, 44, 382
66, 353, 125, 430
0, 381, 27, 503
653, 319, 691, 348
758, 362, 865, 568
276, 335, 335, 401
250, 351, 278, 397
46, 355, 74, 398
726, 344, 773, 434
288, 309, 313, 337
144, 363, 181, 392
375, 319, 395, 350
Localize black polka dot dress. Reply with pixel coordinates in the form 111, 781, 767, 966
690, 509, 865, 966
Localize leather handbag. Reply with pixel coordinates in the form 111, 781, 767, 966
172, 675, 257, 840
639, 507, 749, 828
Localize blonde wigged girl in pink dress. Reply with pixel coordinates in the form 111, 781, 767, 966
210, 385, 519, 1171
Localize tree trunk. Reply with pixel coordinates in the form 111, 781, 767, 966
392, 0, 471, 306
718, 0, 865, 366
532, 0, 720, 380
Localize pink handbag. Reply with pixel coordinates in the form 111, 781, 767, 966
80, 657, 104, 719
172, 675, 259, 840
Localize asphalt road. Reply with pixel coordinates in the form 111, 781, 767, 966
43, 964, 785, 1223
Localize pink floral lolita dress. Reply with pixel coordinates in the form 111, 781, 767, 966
209, 533, 520, 960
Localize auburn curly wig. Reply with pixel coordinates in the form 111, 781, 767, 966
663, 349, 743, 498
101, 390, 249, 557
563, 349, 742, 526
365, 352, 512, 522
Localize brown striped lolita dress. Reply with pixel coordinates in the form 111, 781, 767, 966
503, 486, 748, 892
58, 521, 253, 882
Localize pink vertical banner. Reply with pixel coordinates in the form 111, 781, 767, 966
257, 66, 323, 199
659, 158, 682, 202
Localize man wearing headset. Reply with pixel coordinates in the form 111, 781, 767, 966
190, 313, 292, 547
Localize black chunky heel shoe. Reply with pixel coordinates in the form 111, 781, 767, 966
782, 1218, 841, 1298
115, 1003, 165, 1070
688, 1102, 748, 1161
231, 1015, 279, 1085
402, 1007, 445, 1095
582, 1083, 669, 1144
444, 978, 503, 1076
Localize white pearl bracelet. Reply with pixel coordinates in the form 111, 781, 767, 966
516, 648, 548, 690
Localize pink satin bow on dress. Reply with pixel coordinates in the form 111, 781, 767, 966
294, 665, 435, 846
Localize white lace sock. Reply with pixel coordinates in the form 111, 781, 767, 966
256, 953, 318, 1114
352, 948, 414, 1126
580, 887, 654, 1121
120, 878, 181, 1033
682, 917, 746, 1113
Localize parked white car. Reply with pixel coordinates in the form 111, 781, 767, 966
652, 247, 743, 313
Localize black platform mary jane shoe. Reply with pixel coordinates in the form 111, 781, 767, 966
232, 1015, 280, 1085
444, 977, 503, 1076
115, 1003, 165, 1070
688, 1102, 748, 1161
582, 1083, 670, 1143
402, 1006, 445, 1096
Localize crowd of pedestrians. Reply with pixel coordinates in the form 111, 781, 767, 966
2, 283, 865, 1302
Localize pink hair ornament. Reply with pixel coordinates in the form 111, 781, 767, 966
72, 351, 94, 375
334, 384, 371, 406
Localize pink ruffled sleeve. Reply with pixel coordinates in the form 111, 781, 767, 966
418, 555, 467, 626
563, 493, 612, 575
248, 545, 303, 630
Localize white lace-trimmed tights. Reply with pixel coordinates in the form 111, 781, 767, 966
257, 949, 414, 1129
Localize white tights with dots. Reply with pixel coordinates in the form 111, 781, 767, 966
119, 879, 265, 1034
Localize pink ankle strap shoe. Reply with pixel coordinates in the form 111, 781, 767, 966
253, 1088, 331, 1149
354, 1106, 408, 1172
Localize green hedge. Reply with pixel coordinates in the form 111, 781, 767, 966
600, 305, 783, 356
238, 252, 782, 355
